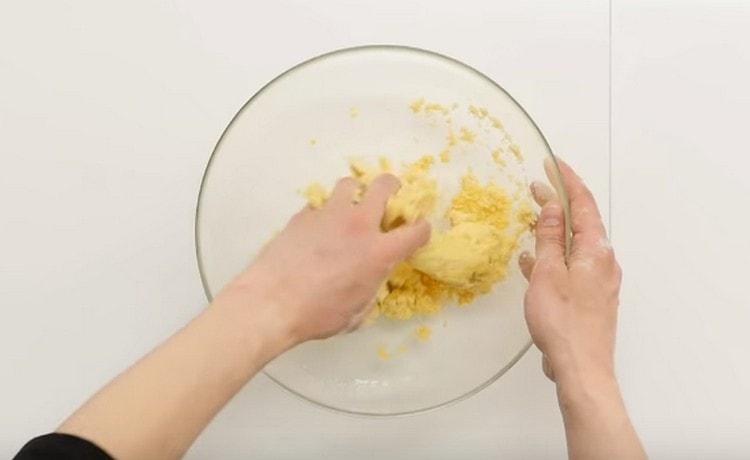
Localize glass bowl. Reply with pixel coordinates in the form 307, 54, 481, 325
195, 45, 569, 416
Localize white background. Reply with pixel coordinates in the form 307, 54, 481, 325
1, 1, 748, 459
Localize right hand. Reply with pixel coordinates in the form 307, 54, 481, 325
223, 174, 431, 345
519, 159, 622, 385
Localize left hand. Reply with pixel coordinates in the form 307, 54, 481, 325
518, 159, 621, 385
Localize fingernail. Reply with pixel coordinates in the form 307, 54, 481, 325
530, 180, 549, 200
530, 181, 540, 195
519, 251, 531, 262
384, 173, 401, 188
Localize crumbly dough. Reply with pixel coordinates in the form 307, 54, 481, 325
304, 156, 533, 322
301, 99, 535, 325
373, 168, 533, 320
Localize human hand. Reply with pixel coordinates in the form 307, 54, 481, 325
519, 159, 622, 386
224, 174, 431, 345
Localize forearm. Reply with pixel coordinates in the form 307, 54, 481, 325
556, 370, 646, 460
58, 282, 293, 459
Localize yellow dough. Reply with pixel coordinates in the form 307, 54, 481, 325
372, 169, 533, 320
303, 156, 533, 322
411, 222, 506, 289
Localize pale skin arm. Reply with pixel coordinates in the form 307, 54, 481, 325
57, 160, 645, 460
519, 158, 646, 460
58, 174, 430, 459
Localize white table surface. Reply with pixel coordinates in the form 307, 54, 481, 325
1, 1, 748, 458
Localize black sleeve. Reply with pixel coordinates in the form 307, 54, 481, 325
14, 433, 113, 460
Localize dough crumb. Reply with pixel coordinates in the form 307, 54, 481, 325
446, 130, 457, 147
377, 346, 391, 361
425, 102, 450, 115
302, 182, 328, 209
509, 143, 523, 161
491, 149, 506, 167
469, 105, 488, 119
459, 127, 476, 143
409, 98, 426, 113
439, 149, 451, 163
415, 325, 432, 342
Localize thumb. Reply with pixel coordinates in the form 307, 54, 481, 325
380, 219, 431, 263
535, 201, 566, 267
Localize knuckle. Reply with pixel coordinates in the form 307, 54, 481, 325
375, 173, 400, 187
571, 232, 587, 248
371, 240, 398, 266
336, 177, 357, 189
529, 258, 564, 282
343, 209, 372, 235
369, 174, 401, 197
536, 224, 565, 245
596, 245, 616, 264
532, 258, 554, 274
592, 244, 617, 269
574, 234, 617, 265
386, 173, 401, 189
613, 261, 623, 281
538, 203, 562, 223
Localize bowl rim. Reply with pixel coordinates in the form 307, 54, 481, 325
194, 44, 571, 417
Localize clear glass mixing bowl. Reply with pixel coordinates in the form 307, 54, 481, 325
196, 46, 570, 416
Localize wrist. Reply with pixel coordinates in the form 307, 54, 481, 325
546, 350, 616, 395
211, 272, 300, 360
555, 365, 622, 419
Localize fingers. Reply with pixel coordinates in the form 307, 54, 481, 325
379, 219, 431, 263
360, 174, 401, 224
527, 168, 565, 272
326, 177, 359, 209
535, 201, 566, 267
519, 251, 535, 281
546, 157, 607, 243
